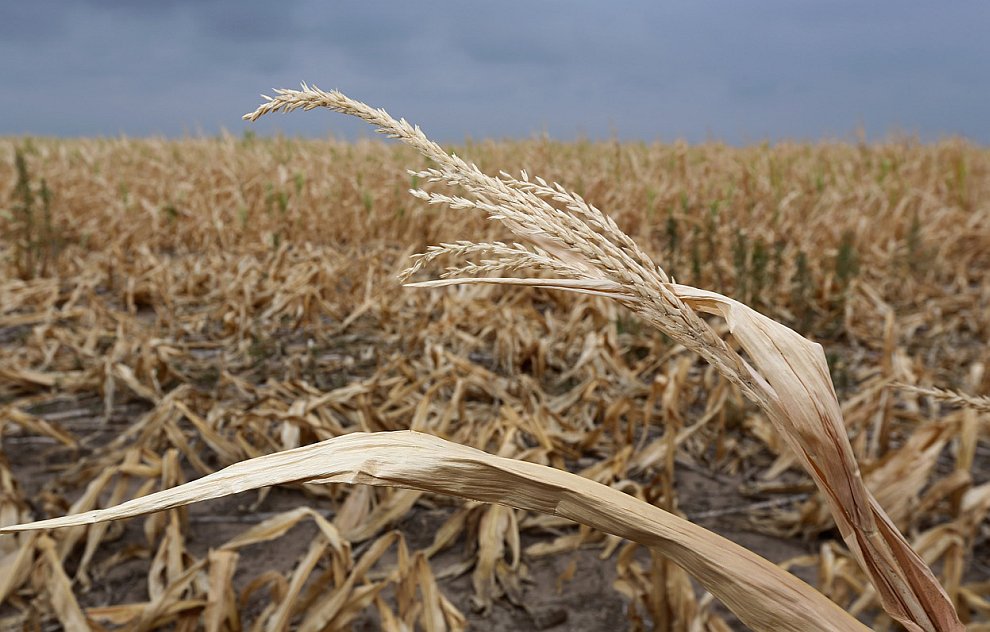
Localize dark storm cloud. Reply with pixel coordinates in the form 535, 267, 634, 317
1, 1, 987, 142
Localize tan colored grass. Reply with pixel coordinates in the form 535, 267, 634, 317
0, 97, 987, 630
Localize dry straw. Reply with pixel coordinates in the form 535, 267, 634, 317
0, 85, 966, 632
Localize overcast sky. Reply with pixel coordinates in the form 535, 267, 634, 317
3, 2, 988, 144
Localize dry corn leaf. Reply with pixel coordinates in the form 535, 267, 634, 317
86, 601, 203, 626
38, 534, 90, 631
1, 405, 78, 448
297, 530, 403, 632
267, 535, 328, 632
219, 506, 347, 556
471, 504, 514, 612
414, 552, 450, 632
666, 285, 963, 632
132, 559, 208, 631
863, 421, 955, 528
205, 549, 239, 632
339, 488, 421, 542
1, 430, 868, 632
0, 532, 37, 604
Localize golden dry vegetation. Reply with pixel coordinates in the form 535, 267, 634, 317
1, 125, 989, 631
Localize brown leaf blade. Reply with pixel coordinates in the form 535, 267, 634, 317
672, 284, 962, 632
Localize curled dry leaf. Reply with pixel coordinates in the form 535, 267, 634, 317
667, 286, 962, 632
38, 535, 90, 631
0, 430, 868, 632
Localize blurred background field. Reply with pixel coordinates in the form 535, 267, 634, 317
1, 136, 988, 630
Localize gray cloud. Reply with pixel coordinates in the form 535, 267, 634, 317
1, 1, 987, 143
0, 4, 70, 42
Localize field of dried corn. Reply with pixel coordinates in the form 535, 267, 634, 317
1, 132, 988, 631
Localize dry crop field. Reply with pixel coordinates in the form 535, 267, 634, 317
1, 96, 989, 630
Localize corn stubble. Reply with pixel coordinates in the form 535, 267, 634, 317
0, 88, 988, 631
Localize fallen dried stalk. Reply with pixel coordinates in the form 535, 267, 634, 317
0, 431, 867, 632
